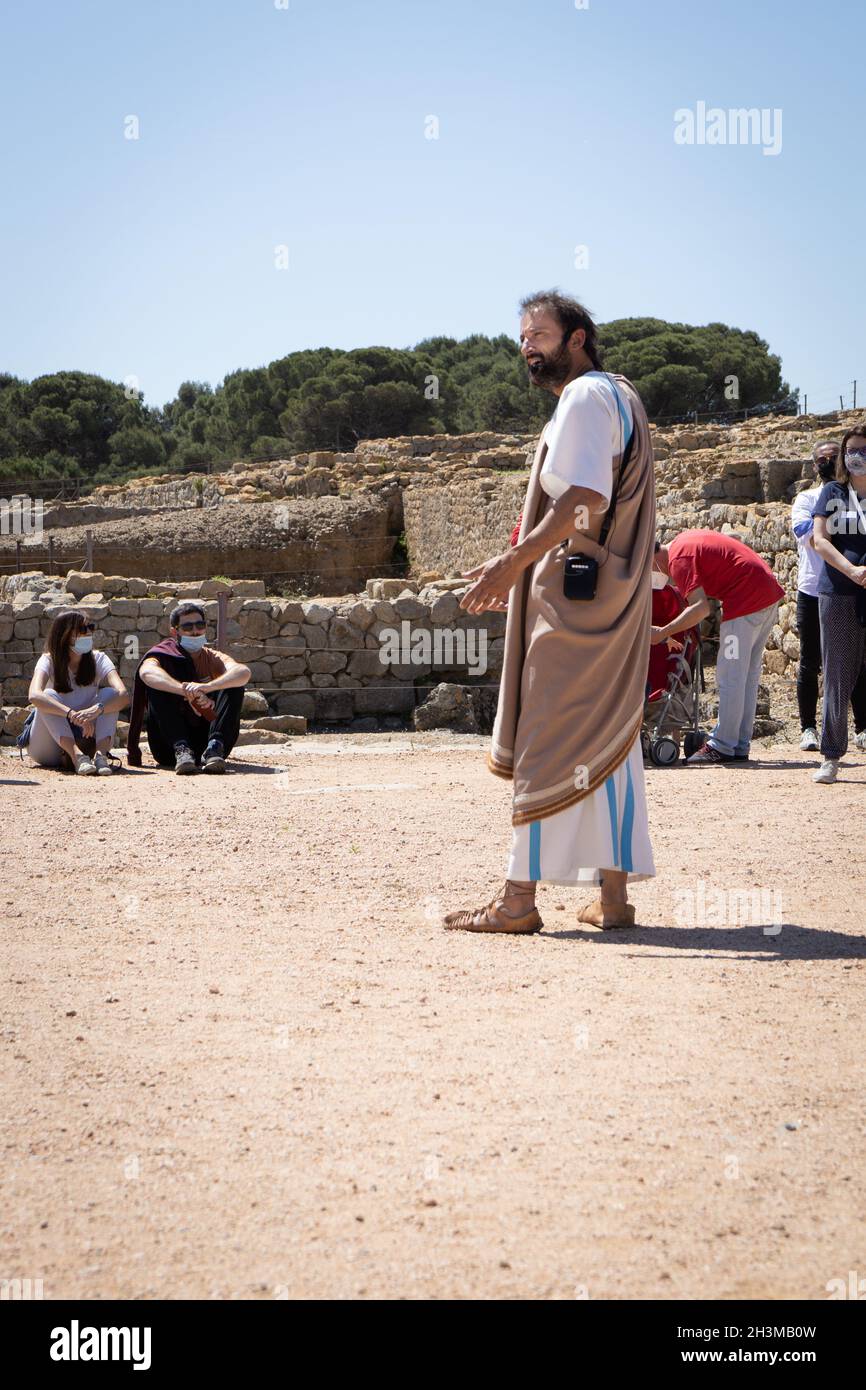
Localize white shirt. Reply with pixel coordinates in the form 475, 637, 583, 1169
539, 371, 634, 504
34, 650, 116, 693
790, 485, 825, 598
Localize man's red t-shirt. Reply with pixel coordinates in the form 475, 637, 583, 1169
667, 529, 784, 622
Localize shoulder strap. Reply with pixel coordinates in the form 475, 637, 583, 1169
599, 378, 637, 548
848, 484, 866, 532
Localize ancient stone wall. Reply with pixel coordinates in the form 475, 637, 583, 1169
403, 475, 530, 576
0, 497, 396, 595
5, 410, 863, 717
0, 571, 504, 730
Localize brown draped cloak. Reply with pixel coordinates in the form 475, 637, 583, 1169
488, 373, 656, 826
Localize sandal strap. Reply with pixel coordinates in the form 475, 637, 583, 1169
444, 897, 542, 934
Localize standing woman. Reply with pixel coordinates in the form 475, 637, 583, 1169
811, 424, 866, 783
27, 609, 129, 774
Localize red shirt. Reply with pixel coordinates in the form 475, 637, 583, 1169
667, 529, 783, 622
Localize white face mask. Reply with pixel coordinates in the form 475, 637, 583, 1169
651, 570, 668, 590
845, 450, 866, 477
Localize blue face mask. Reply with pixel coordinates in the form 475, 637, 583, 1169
73, 636, 93, 654
179, 634, 207, 653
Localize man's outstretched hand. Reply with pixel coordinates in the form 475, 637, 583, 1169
459, 550, 522, 614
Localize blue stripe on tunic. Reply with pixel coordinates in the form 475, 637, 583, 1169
620, 757, 635, 872
611, 384, 633, 449
589, 371, 633, 450
604, 777, 619, 868
528, 820, 541, 881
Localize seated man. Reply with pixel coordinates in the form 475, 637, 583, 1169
125, 601, 251, 774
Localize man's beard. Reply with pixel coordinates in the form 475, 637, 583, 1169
526, 334, 573, 390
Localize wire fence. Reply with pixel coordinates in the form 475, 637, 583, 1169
0, 530, 416, 580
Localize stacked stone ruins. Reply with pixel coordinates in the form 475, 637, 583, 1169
1, 409, 861, 744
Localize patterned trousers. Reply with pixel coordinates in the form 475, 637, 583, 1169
818, 594, 866, 759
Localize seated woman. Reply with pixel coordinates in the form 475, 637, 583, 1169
27, 609, 130, 775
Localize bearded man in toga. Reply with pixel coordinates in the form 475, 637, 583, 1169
444, 291, 656, 934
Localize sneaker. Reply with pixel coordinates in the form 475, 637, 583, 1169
93, 751, 114, 776
174, 742, 199, 775
813, 758, 839, 784
201, 739, 226, 774
685, 743, 736, 765
74, 752, 97, 776
800, 727, 819, 751
854, 732, 866, 752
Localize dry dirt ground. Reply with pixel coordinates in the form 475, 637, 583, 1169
1, 731, 863, 1302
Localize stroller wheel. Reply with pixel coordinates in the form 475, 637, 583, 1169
683, 729, 707, 759
650, 735, 679, 766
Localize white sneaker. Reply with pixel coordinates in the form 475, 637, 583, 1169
75, 753, 97, 776
93, 751, 114, 776
854, 732, 866, 752
813, 759, 839, 784
800, 727, 819, 751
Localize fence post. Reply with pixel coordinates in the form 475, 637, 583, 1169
217, 590, 228, 647
47, 536, 54, 575
85, 529, 93, 571
16, 540, 22, 573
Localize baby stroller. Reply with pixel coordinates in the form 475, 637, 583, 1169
641, 583, 707, 766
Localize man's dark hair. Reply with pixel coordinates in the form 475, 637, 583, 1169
654, 540, 661, 553
170, 600, 206, 628
519, 289, 604, 370
811, 439, 839, 484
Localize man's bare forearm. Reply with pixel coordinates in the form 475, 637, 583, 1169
140, 664, 187, 695
657, 599, 711, 639
199, 665, 250, 693
513, 485, 607, 570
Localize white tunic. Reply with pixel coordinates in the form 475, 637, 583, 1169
506, 372, 655, 885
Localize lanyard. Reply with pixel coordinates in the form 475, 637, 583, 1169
848, 485, 866, 533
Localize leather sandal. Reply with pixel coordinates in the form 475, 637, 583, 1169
443, 884, 543, 935
577, 898, 636, 930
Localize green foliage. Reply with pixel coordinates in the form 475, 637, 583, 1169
0, 370, 169, 486
0, 320, 794, 485
392, 532, 409, 568
599, 319, 794, 416
107, 425, 167, 474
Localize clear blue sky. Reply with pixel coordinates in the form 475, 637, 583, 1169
1, 0, 862, 415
